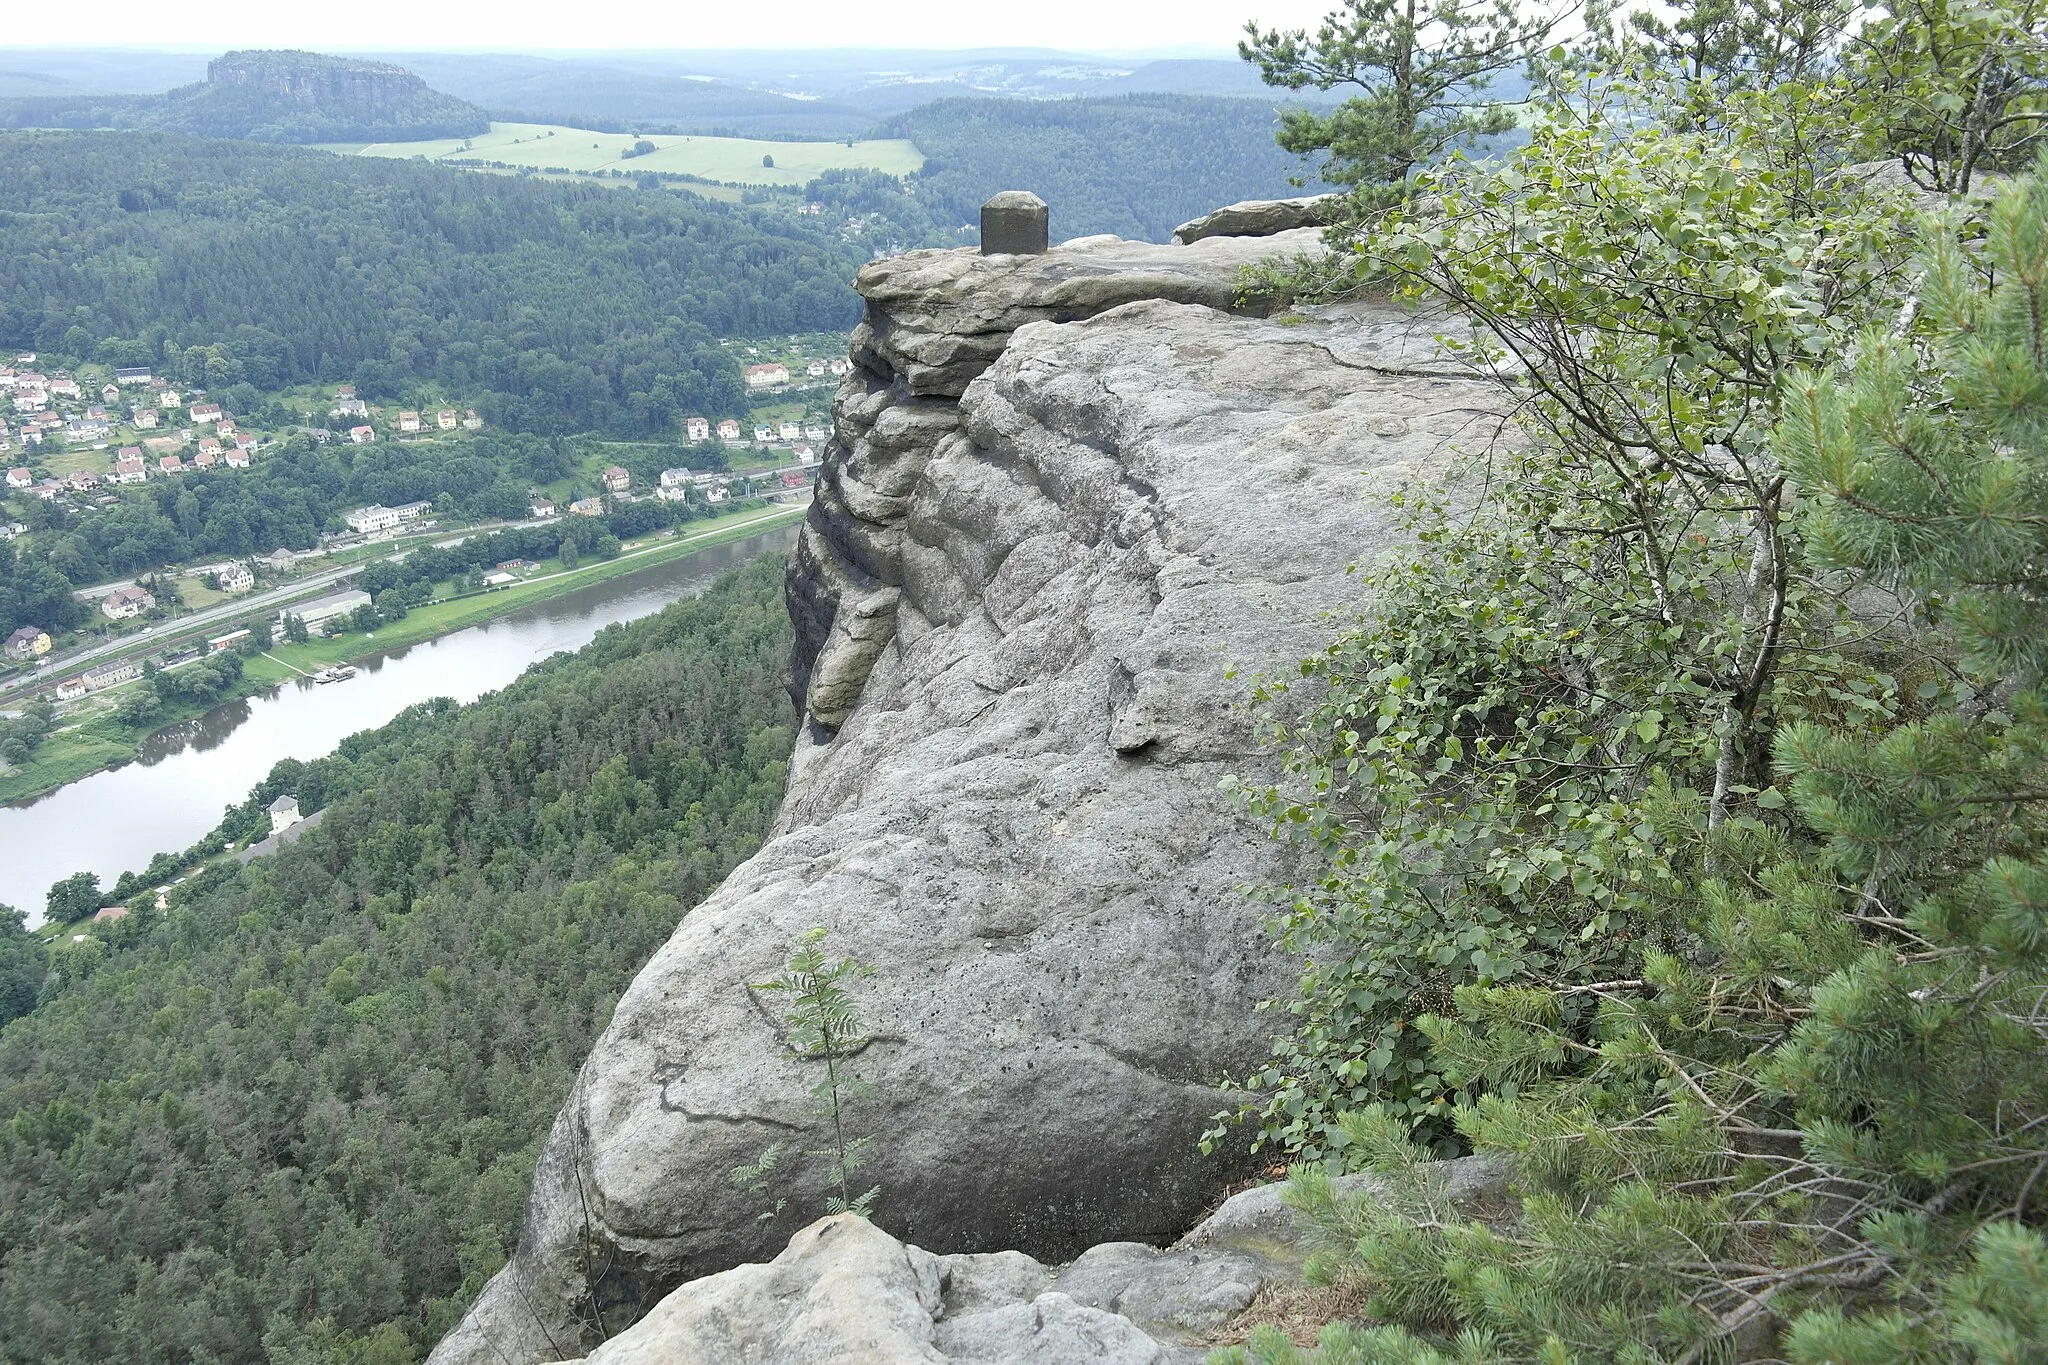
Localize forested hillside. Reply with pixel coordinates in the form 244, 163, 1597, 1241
883, 94, 1309, 241
0, 133, 873, 434
0, 557, 793, 1365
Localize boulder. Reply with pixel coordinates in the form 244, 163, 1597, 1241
552, 1159, 1521, 1365
1171, 195, 1343, 245
431, 229, 1511, 1365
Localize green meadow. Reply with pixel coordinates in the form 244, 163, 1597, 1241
317, 122, 924, 186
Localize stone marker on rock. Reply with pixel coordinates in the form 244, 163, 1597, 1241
980, 190, 1049, 255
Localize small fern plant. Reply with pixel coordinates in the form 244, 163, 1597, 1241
730, 927, 882, 1220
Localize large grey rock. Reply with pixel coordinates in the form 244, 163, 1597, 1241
554, 1214, 1254, 1365
1172, 194, 1343, 245
432, 227, 1512, 1365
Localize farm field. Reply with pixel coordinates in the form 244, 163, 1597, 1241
315, 122, 925, 186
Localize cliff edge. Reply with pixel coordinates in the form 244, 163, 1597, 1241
431, 219, 1513, 1365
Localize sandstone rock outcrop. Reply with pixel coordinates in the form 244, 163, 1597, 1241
551, 1159, 1518, 1364
432, 228, 1513, 1365
1170, 195, 1343, 245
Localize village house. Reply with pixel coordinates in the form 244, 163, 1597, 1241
705, 484, 730, 504
794, 443, 818, 465
743, 362, 790, 390
567, 496, 604, 517
778, 421, 801, 441
113, 451, 146, 483
657, 468, 691, 501
804, 425, 829, 442
263, 547, 296, 572
114, 367, 152, 386
66, 469, 99, 492
343, 501, 430, 535
197, 436, 221, 456
685, 416, 710, 442
217, 561, 254, 594
100, 383, 120, 403
224, 447, 250, 469
33, 478, 61, 500
101, 585, 156, 620
753, 425, 774, 442
158, 454, 185, 475
268, 795, 302, 833
49, 375, 80, 399
331, 398, 368, 419
462, 409, 483, 431
216, 419, 236, 437
335, 384, 356, 400
192, 451, 217, 470
158, 390, 182, 409
529, 496, 556, 519
806, 360, 826, 377
92, 905, 130, 924
348, 425, 375, 445
208, 628, 251, 652
83, 659, 140, 692
131, 407, 159, 429
188, 403, 222, 425
5, 468, 28, 489
68, 414, 111, 440
436, 409, 458, 430
4, 626, 50, 661
717, 418, 743, 443
602, 465, 631, 493
398, 411, 422, 433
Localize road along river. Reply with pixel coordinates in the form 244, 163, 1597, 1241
2, 526, 798, 923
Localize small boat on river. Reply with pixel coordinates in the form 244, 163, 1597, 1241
312, 664, 358, 684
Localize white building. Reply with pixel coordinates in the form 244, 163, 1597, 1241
743, 363, 790, 389
268, 794, 302, 834
100, 586, 156, 620
343, 501, 431, 535
217, 561, 254, 594
685, 416, 710, 442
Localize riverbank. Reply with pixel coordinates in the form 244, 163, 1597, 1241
0, 503, 805, 806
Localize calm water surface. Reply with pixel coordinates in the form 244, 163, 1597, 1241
3, 527, 797, 922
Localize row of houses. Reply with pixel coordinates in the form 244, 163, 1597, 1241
54, 658, 140, 702
741, 357, 853, 389
680, 416, 830, 447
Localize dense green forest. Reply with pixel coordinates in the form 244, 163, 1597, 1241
882, 94, 1311, 241
0, 132, 877, 435
0, 557, 793, 1365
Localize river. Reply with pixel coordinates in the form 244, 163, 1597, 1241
3, 526, 799, 923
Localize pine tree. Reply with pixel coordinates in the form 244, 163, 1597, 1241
1218, 145, 2048, 1365
1240, 0, 1557, 204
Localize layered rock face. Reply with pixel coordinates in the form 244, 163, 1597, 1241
432, 223, 1511, 1365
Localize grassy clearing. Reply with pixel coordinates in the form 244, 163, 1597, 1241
315, 122, 924, 187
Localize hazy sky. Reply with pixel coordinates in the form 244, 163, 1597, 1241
0, 0, 1338, 54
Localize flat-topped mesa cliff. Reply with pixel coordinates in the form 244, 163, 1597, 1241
169, 51, 488, 143
207, 50, 444, 111
431, 198, 1516, 1365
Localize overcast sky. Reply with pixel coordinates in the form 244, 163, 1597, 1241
0, 0, 1338, 54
